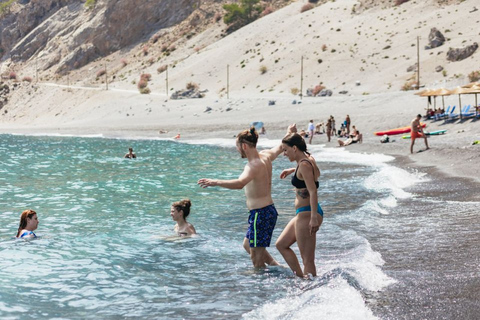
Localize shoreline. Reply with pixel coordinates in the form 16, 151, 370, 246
2, 120, 479, 186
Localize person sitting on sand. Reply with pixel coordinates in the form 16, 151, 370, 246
124, 147, 136, 159
315, 122, 324, 134
338, 130, 362, 146
16, 209, 39, 239
299, 129, 308, 139
171, 199, 196, 237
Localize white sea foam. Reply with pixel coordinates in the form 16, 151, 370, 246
11, 132, 106, 138
311, 146, 394, 167
364, 166, 427, 199
244, 277, 378, 320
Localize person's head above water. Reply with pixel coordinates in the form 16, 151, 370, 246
16, 209, 38, 238
171, 199, 192, 221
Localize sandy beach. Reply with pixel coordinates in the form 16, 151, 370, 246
1, 87, 479, 185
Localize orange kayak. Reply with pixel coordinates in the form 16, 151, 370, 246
374, 123, 426, 136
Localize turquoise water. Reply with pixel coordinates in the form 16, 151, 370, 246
2, 133, 477, 319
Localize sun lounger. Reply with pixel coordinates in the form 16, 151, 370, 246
449, 105, 474, 120
461, 105, 475, 118
438, 106, 451, 119
443, 106, 456, 120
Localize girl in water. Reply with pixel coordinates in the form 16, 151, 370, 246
171, 199, 196, 237
16, 209, 39, 239
276, 133, 322, 278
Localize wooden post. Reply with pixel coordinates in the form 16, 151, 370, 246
300, 56, 304, 100
35, 57, 38, 83
417, 36, 420, 90
227, 64, 230, 99
166, 66, 169, 100
105, 62, 108, 90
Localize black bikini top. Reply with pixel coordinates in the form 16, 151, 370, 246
291, 159, 319, 189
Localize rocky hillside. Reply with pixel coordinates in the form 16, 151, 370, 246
0, 0, 478, 124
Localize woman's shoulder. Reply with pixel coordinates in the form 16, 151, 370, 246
18, 230, 35, 238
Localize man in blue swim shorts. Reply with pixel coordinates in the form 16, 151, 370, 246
246, 204, 278, 248
199, 124, 296, 268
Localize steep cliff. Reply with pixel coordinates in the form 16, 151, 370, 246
1, 0, 198, 73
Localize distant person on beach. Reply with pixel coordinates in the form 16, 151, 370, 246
277, 133, 322, 278
198, 125, 295, 268
124, 147, 136, 159
345, 115, 351, 135
410, 114, 429, 154
299, 130, 308, 139
171, 199, 196, 237
326, 119, 332, 142
307, 120, 315, 144
338, 131, 362, 146
315, 122, 324, 134
16, 209, 39, 239
330, 116, 336, 136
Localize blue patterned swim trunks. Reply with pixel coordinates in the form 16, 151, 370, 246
245, 204, 278, 248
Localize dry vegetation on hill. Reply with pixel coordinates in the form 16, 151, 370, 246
0, 0, 479, 120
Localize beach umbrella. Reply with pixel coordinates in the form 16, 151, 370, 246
250, 121, 264, 130
449, 87, 470, 119
462, 82, 480, 89
431, 87, 451, 110
463, 85, 480, 116
416, 89, 436, 110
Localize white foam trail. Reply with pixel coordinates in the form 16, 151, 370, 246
364, 166, 427, 199
311, 146, 394, 167
10, 132, 105, 138
244, 277, 378, 320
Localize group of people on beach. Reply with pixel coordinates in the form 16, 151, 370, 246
15, 123, 323, 278
298, 115, 362, 148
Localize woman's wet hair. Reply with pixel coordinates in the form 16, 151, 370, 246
16, 209, 36, 238
236, 126, 258, 147
282, 133, 310, 155
172, 199, 192, 220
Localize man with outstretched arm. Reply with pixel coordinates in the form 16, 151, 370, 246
198, 124, 296, 268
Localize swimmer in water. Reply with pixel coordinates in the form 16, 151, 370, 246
16, 209, 39, 239
124, 147, 137, 159
171, 199, 196, 236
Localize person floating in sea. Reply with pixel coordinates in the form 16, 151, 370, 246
124, 147, 137, 159
171, 199, 196, 237
410, 114, 430, 154
198, 124, 296, 268
276, 133, 322, 278
16, 209, 39, 239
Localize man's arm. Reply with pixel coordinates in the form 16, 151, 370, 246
261, 124, 297, 161
198, 165, 255, 189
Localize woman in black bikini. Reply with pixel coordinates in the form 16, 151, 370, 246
276, 133, 323, 278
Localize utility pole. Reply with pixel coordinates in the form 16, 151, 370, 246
166, 66, 169, 100
227, 64, 230, 99
417, 36, 420, 90
300, 56, 304, 100
105, 62, 108, 90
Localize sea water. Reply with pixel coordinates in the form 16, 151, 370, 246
0, 134, 478, 319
